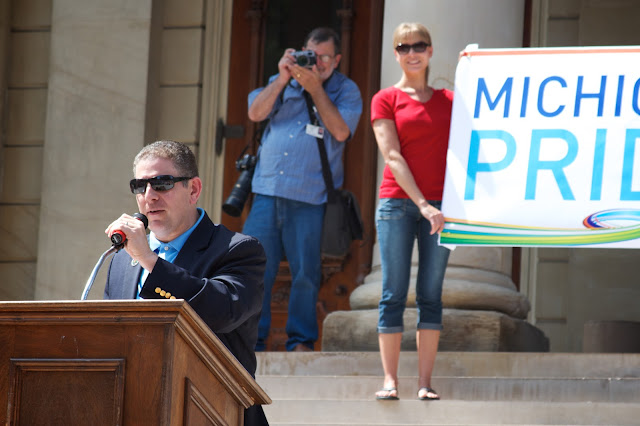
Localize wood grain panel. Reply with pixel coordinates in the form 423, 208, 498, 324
184, 378, 228, 426
8, 359, 125, 426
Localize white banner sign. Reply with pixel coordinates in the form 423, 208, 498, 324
441, 45, 640, 247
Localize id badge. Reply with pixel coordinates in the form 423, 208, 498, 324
306, 124, 325, 138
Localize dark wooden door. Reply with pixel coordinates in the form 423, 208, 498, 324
220, 0, 384, 350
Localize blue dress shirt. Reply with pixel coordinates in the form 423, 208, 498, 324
248, 71, 362, 205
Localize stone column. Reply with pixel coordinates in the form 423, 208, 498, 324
35, 0, 153, 299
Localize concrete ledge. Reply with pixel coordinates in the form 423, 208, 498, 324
322, 308, 549, 352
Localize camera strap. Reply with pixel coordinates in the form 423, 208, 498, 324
303, 91, 338, 201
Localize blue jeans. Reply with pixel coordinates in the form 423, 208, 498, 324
376, 198, 450, 333
243, 194, 324, 351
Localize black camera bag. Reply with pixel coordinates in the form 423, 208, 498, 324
322, 188, 363, 257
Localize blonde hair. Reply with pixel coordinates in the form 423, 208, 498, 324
392, 22, 432, 47
392, 22, 432, 84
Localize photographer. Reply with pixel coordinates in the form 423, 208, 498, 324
243, 27, 362, 352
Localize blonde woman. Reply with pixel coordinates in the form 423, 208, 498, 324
371, 22, 452, 401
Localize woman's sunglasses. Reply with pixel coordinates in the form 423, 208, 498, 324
129, 175, 192, 194
395, 41, 431, 55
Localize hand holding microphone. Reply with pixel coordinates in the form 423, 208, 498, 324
109, 212, 149, 247
83, 212, 148, 300
106, 212, 158, 272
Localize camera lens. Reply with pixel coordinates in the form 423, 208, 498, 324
296, 56, 309, 67
222, 168, 255, 217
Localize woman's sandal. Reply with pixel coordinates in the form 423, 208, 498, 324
418, 387, 440, 400
375, 387, 399, 400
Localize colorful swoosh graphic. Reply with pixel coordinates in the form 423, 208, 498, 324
441, 208, 640, 246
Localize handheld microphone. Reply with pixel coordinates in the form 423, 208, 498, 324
81, 213, 148, 300
110, 213, 149, 246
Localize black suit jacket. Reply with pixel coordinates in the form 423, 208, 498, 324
104, 212, 268, 425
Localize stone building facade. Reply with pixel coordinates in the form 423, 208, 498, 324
1, 0, 639, 352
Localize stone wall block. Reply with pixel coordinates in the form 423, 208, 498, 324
163, 0, 204, 27
9, 32, 50, 87
160, 28, 203, 85
12, 0, 53, 29
0, 147, 43, 203
0, 262, 36, 301
0, 205, 40, 261
7, 88, 47, 145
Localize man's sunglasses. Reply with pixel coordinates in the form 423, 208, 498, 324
129, 175, 192, 194
395, 41, 431, 55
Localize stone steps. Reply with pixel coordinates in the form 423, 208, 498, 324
257, 351, 640, 377
257, 375, 640, 402
255, 351, 640, 425
260, 400, 638, 425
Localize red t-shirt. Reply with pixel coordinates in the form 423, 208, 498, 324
371, 87, 453, 200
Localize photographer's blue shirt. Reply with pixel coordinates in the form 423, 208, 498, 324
247, 71, 362, 205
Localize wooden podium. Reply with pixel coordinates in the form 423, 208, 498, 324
0, 300, 271, 425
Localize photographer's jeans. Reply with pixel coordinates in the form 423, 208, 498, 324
243, 194, 324, 351
375, 198, 450, 333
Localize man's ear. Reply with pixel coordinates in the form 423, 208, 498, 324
190, 177, 203, 204
333, 54, 342, 69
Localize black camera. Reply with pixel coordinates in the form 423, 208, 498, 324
222, 154, 257, 217
292, 50, 316, 68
